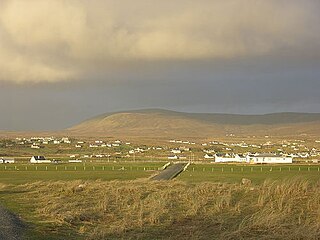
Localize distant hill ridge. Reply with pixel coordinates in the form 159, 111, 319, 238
67, 109, 320, 137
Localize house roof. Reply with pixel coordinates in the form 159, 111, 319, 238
248, 154, 286, 158
33, 156, 46, 160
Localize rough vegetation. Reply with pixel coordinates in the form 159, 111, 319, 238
12, 178, 320, 239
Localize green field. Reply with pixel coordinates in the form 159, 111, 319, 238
0, 162, 164, 185
179, 164, 320, 184
1, 162, 320, 185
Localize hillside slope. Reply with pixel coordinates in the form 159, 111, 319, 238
67, 109, 320, 138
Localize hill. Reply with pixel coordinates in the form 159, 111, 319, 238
66, 109, 320, 138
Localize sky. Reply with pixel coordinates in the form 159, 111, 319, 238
0, 0, 320, 130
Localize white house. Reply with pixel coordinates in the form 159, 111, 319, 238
0, 157, 15, 163
168, 155, 179, 160
69, 159, 82, 163
215, 154, 247, 163
204, 154, 215, 159
30, 156, 51, 164
171, 149, 181, 154
246, 154, 293, 164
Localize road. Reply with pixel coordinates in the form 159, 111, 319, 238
0, 206, 25, 240
151, 163, 188, 180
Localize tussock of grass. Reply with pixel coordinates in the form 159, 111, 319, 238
14, 179, 320, 239
0, 182, 8, 190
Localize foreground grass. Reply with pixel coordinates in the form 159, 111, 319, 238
1, 179, 320, 239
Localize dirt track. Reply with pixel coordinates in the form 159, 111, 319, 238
0, 206, 25, 240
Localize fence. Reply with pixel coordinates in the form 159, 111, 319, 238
0, 165, 160, 172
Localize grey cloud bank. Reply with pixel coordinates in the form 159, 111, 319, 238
0, 0, 319, 83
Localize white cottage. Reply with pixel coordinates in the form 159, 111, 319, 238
214, 154, 246, 163
204, 154, 215, 159
0, 157, 15, 163
30, 156, 51, 164
246, 154, 293, 164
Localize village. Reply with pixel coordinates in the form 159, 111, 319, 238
1, 136, 320, 164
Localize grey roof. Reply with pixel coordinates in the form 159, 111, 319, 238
33, 156, 46, 160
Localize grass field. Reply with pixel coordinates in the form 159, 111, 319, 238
1, 162, 320, 185
0, 162, 164, 185
179, 163, 320, 184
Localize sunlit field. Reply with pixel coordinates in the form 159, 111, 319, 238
179, 164, 320, 184
0, 162, 163, 185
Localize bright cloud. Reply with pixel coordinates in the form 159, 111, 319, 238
0, 0, 319, 83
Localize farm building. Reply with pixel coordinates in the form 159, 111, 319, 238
30, 156, 51, 164
0, 157, 15, 163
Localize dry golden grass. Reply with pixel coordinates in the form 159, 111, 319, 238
14, 179, 320, 239
0, 182, 8, 191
